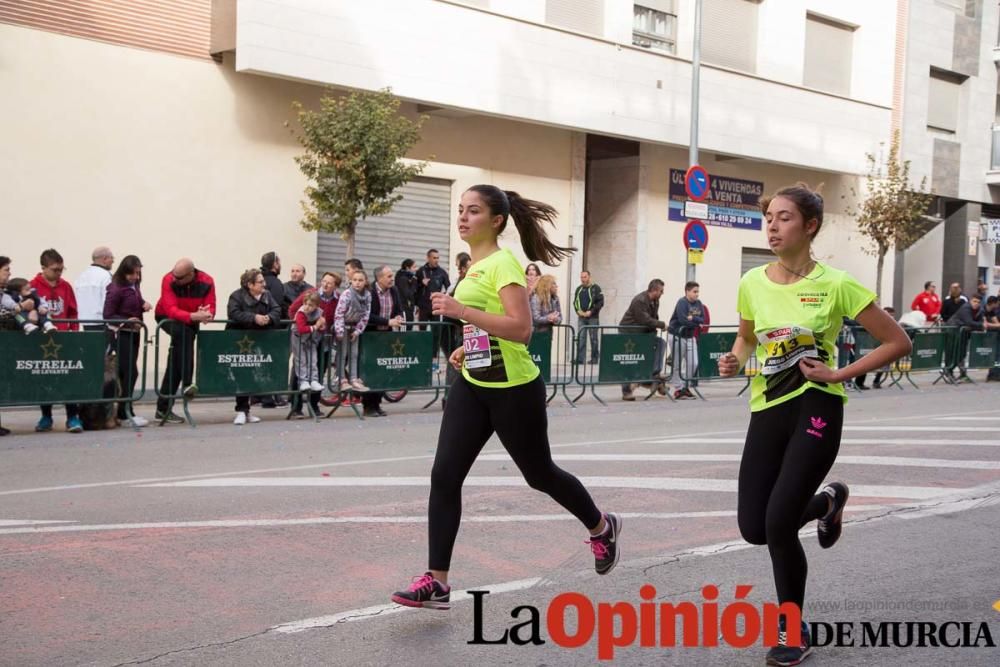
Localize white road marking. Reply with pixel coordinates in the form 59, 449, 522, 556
0, 436, 671, 497
844, 426, 987, 432
140, 476, 959, 499
647, 438, 1000, 447
477, 454, 1000, 469
0, 520, 77, 527
932, 416, 1000, 421
269, 479, 1000, 634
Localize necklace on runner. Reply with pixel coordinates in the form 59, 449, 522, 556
776, 260, 819, 281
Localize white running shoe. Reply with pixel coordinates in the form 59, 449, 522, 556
42, 321, 58, 333
247, 414, 261, 423
130, 415, 149, 428
299, 381, 311, 391
234, 412, 247, 425
309, 380, 325, 392
24, 323, 38, 335
351, 378, 370, 392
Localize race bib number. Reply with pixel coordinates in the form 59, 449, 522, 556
463, 324, 492, 369
758, 326, 819, 376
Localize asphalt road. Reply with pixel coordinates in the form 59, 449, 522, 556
1, 377, 999, 666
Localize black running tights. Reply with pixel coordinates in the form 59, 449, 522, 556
737, 389, 844, 610
428, 375, 603, 571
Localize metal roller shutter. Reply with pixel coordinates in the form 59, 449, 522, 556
701, 0, 759, 74
316, 177, 453, 278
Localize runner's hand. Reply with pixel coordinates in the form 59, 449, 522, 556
718, 352, 740, 377
431, 292, 462, 318
798, 357, 840, 383
449, 346, 465, 371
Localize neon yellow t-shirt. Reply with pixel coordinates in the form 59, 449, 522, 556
737, 262, 876, 412
455, 248, 540, 388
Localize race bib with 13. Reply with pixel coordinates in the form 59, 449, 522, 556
463, 324, 492, 369
758, 325, 819, 376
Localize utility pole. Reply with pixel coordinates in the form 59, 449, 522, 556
687, 0, 703, 284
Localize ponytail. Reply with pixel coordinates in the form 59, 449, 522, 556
466, 184, 576, 266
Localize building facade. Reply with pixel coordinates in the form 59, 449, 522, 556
2, 0, 997, 327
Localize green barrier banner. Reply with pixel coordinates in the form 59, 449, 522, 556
598, 333, 656, 383
696, 332, 737, 378
0, 332, 106, 404
359, 331, 433, 390
967, 332, 997, 369
196, 330, 290, 395
909, 332, 945, 371
527, 329, 553, 383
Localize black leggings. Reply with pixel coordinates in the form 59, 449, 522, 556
737, 389, 844, 610
428, 375, 603, 571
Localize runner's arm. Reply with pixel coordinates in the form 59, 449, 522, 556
800, 302, 912, 382
431, 284, 532, 344
719, 318, 755, 376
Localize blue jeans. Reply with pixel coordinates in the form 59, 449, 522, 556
576, 317, 599, 363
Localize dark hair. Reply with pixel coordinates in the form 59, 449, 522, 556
884, 306, 896, 313
466, 185, 575, 265
7, 277, 28, 294
345, 258, 364, 271
401, 259, 415, 271
260, 251, 279, 270
760, 183, 824, 239
456, 251, 471, 265
426, 249, 439, 257
581, 269, 591, 276
240, 268, 263, 290
985, 296, 997, 306
525, 262, 541, 277
0, 256, 9, 271
647, 279, 665, 292
684, 281, 699, 291
112, 255, 143, 285
970, 293, 982, 302
924, 281, 934, 290
321, 271, 338, 281
40, 248, 64, 267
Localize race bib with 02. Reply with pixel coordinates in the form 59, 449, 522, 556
758, 325, 819, 376
463, 324, 492, 369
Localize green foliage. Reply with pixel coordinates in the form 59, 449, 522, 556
287, 88, 427, 256
847, 131, 934, 301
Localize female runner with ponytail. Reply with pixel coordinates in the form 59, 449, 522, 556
719, 184, 911, 666
391, 185, 621, 609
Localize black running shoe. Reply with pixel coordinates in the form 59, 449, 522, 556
390, 572, 451, 610
588, 513, 622, 575
817, 481, 849, 549
766, 618, 813, 666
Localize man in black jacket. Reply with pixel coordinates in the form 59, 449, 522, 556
940, 282, 968, 323
574, 270, 604, 364
362, 265, 405, 417
394, 259, 418, 322
619, 279, 668, 400
415, 249, 451, 364
259, 251, 288, 407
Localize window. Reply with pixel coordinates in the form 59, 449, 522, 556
633, 2, 677, 54
701, 0, 759, 73
741, 248, 773, 275
927, 67, 965, 133
546, 0, 604, 36
803, 14, 855, 96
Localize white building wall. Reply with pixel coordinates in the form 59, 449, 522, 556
235, 0, 894, 175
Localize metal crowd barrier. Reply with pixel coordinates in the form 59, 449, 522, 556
529, 323, 577, 406
0, 319, 149, 427
672, 325, 746, 400
572, 325, 668, 405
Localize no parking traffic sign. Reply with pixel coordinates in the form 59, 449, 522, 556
683, 219, 709, 251
684, 165, 710, 202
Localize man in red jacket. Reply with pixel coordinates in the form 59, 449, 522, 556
154, 258, 216, 423
30, 249, 83, 433
910, 281, 941, 323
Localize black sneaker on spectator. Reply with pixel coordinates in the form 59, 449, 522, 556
155, 410, 185, 424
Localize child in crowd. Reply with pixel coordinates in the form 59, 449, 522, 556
6, 277, 57, 334
292, 292, 327, 392
334, 270, 371, 392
